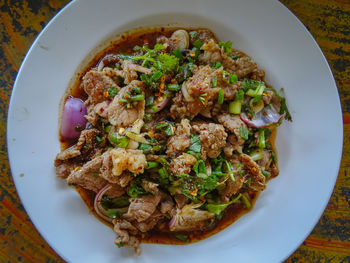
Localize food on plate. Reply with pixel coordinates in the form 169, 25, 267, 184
54, 27, 291, 254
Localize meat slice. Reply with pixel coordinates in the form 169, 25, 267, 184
133, 210, 164, 233
199, 39, 258, 78
160, 195, 175, 215
257, 149, 272, 170
55, 162, 76, 179
174, 194, 189, 209
181, 65, 221, 119
218, 175, 244, 203
192, 123, 227, 159
166, 119, 191, 157
107, 82, 145, 128
66, 155, 106, 192
105, 184, 125, 199
240, 154, 266, 191
56, 129, 101, 161
169, 153, 197, 175
55, 146, 81, 161
217, 113, 246, 150
262, 90, 275, 104
126, 193, 162, 222
113, 219, 140, 255
82, 69, 118, 105
170, 92, 188, 120
54, 129, 102, 178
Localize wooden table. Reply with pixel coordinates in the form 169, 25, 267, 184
0, 0, 349, 262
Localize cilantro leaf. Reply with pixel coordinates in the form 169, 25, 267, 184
188, 134, 201, 153
192, 160, 207, 178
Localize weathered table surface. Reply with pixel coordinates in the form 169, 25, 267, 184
0, 0, 349, 262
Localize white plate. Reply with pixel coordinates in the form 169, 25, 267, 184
7, 0, 343, 262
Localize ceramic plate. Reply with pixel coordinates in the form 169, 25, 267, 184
7, 0, 343, 262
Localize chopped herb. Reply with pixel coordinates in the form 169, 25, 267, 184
151, 71, 163, 82
193, 39, 203, 49
130, 94, 145, 101
214, 61, 222, 69
139, 143, 153, 154
117, 242, 125, 248
153, 43, 164, 51
146, 161, 159, 169
258, 130, 265, 148
109, 133, 129, 148
174, 233, 189, 242
104, 124, 112, 133
158, 53, 179, 73
173, 48, 183, 59
128, 179, 147, 198
211, 77, 217, 88
218, 88, 225, 104
141, 73, 151, 86
107, 209, 123, 219
167, 83, 180, 91
107, 87, 119, 98
189, 31, 198, 39
206, 194, 242, 215
229, 74, 238, 84
229, 100, 242, 114
219, 41, 232, 53
271, 151, 277, 163
133, 45, 142, 51
193, 160, 207, 178
131, 86, 142, 94
199, 93, 207, 104
235, 90, 245, 101
158, 167, 169, 185
241, 194, 251, 209
146, 96, 154, 106
188, 134, 201, 153
277, 89, 292, 121
222, 70, 230, 83
156, 122, 174, 136
96, 136, 103, 143
252, 95, 262, 105
100, 195, 130, 209
241, 79, 265, 92
93, 173, 99, 178
250, 148, 263, 161
261, 169, 271, 179
240, 126, 249, 140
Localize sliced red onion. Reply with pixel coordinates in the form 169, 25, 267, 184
147, 97, 170, 113
97, 54, 118, 71
94, 184, 113, 223
169, 215, 176, 229
60, 96, 87, 139
240, 106, 285, 128
181, 83, 194, 102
